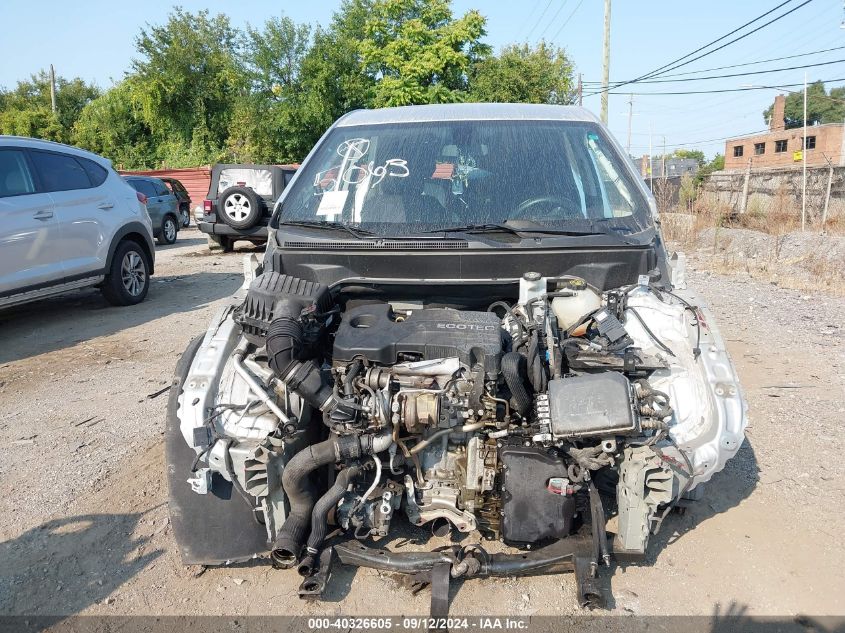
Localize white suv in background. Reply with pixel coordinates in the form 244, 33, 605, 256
0, 137, 155, 308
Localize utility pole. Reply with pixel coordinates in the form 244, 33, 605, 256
577, 73, 583, 107
600, 0, 612, 124
802, 71, 808, 231
49, 64, 57, 114
626, 93, 633, 154
662, 135, 667, 179
648, 122, 653, 192
822, 154, 833, 230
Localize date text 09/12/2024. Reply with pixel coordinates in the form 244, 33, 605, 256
307, 617, 530, 630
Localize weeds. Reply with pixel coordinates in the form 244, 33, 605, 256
662, 198, 845, 296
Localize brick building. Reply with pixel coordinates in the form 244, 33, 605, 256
723, 94, 845, 171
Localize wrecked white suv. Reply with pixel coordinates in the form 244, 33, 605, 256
166, 104, 746, 612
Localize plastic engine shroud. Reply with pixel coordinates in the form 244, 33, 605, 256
332, 304, 502, 374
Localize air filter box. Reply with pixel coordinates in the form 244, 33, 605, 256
548, 372, 638, 438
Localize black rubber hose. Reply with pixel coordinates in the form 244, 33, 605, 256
265, 313, 303, 378
344, 360, 363, 397
502, 352, 532, 416
526, 331, 540, 391
299, 464, 363, 576
271, 438, 339, 568
266, 316, 334, 412
272, 434, 373, 568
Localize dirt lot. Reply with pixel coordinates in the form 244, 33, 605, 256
1, 229, 844, 620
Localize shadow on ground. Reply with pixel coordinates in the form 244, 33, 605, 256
155, 235, 207, 250
0, 271, 241, 364
0, 512, 162, 622
601, 437, 760, 610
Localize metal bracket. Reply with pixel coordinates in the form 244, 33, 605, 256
297, 546, 335, 599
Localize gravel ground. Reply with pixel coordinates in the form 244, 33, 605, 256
1, 231, 844, 620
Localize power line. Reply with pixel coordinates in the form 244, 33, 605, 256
636, 0, 817, 82
586, 0, 815, 97
548, 0, 585, 42
632, 129, 770, 149
537, 0, 569, 40
583, 57, 845, 85
517, 0, 544, 37
596, 76, 845, 97
583, 45, 845, 84
525, 0, 554, 41
640, 45, 845, 79
620, 14, 845, 117
629, 89, 845, 150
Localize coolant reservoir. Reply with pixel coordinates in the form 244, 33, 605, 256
551, 281, 601, 330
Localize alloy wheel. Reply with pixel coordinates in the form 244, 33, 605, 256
224, 194, 251, 221
121, 251, 147, 297
164, 218, 177, 243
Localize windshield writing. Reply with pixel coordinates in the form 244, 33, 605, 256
281, 120, 651, 235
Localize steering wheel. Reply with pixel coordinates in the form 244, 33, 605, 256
511, 196, 582, 221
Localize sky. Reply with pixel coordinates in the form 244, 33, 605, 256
1, 0, 843, 159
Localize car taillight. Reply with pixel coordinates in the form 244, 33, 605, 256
203, 199, 213, 212
136, 191, 148, 204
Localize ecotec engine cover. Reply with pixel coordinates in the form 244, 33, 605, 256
333, 304, 502, 373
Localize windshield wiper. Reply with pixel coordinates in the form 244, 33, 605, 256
425, 223, 526, 236
278, 219, 377, 239
425, 221, 623, 238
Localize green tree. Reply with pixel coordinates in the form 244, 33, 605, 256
763, 81, 845, 129
694, 153, 724, 188
360, 0, 490, 107
0, 70, 99, 142
73, 81, 158, 169
245, 16, 311, 97
469, 42, 574, 104
130, 8, 246, 165
281, 0, 376, 158
226, 15, 313, 163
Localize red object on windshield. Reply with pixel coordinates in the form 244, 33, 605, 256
432, 162, 455, 180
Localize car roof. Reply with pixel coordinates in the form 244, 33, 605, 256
212, 163, 297, 172
0, 135, 112, 167
124, 175, 163, 184
335, 103, 601, 127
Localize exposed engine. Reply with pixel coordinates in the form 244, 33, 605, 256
175, 267, 746, 607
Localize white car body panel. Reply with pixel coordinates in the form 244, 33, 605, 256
0, 190, 63, 293
0, 135, 154, 307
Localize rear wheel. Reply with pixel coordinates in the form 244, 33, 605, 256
101, 240, 150, 306
158, 215, 178, 245
179, 205, 191, 227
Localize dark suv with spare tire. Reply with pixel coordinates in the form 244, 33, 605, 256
197, 163, 297, 251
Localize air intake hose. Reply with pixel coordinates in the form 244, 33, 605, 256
266, 313, 334, 412
502, 352, 532, 416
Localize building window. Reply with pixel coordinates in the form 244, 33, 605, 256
804, 136, 816, 150
754, 142, 766, 155
775, 140, 788, 153
733, 145, 744, 157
